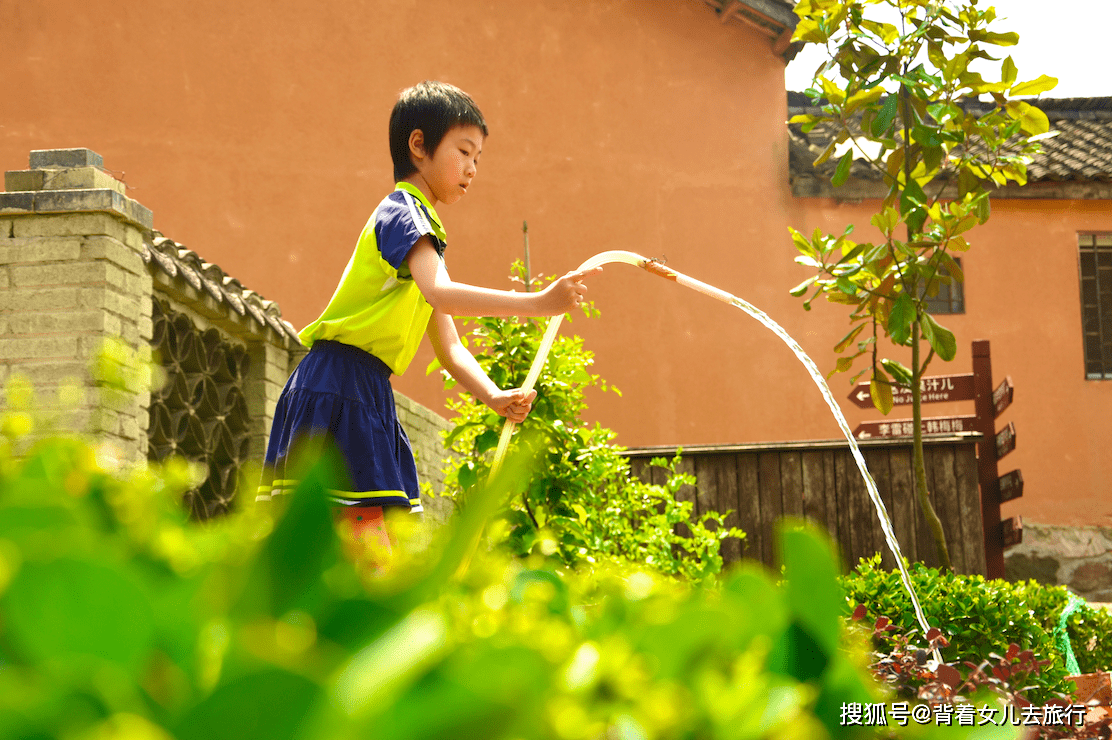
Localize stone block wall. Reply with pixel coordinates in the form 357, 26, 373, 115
1005, 523, 1112, 602
0, 148, 454, 515
0, 148, 153, 456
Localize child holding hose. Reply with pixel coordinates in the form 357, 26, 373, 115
258, 80, 599, 571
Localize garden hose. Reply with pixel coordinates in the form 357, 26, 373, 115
484, 250, 937, 649
1055, 593, 1085, 675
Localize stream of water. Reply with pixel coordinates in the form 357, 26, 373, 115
490, 250, 934, 638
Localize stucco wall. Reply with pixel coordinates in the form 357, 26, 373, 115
2, 1, 1107, 531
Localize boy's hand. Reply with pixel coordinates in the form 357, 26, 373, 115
488, 387, 537, 424
540, 267, 603, 314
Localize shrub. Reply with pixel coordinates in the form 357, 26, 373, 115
3, 400, 995, 739
435, 262, 742, 582
1007, 579, 1112, 676
841, 555, 1077, 704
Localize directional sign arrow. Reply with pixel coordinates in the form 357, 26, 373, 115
847, 373, 975, 409
993, 376, 1014, 417
995, 422, 1017, 460
853, 415, 978, 439
998, 469, 1024, 503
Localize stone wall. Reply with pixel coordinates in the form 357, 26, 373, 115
1005, 522, 1112, 602
0, 148, 454, 515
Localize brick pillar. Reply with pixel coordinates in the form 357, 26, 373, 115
0, 148, 154, 461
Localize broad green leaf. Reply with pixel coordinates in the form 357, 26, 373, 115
790, 276, 818, 297
834, 322, 866, 353
870, 375, 894, 415
871, 94, 898, 137
899, 180, 928, 234
3, 558, 154, 668
1005, 100, 1050, 135
778, 524, 845, 656
475, 428, 500, 454
1011, 74, 1058, 97
887, 292, 915, 345
1001, 56, 1018, 85
792, 18, 827, 44
845, 85, 885, 114
813, 139, 838, 167
970, 30, 1019, 46
880, 358, 914, 386
819, 76, 845, 105
177, 670, 321, 740
921, 313, 957, 361
948, 235, 970, 252
832, 150, 853, 186
789, 226, 816, 256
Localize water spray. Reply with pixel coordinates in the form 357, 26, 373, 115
489, 249, 937, 641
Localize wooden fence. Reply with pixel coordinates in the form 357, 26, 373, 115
624, 434, 988, 575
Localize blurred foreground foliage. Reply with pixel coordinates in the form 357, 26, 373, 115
0, 395, 1018, 739
434, 261, 742, 583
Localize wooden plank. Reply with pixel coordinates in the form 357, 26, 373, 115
801, 449, 828, 527
737, 452, 762, 562
887, 444, 918, 567
832, 448, 855, 569
842, 446, 874, 569
696, 454, 743, 564
954, 442, 986, 575
780, 451, 804, 520
864, 448, 895, 571
930, 444, 964, 572
629, 456, 651, 484
758, 451, 783, 567
914, 446, 941, 570
819, 450, 844, 569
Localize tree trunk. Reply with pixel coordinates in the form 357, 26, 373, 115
911, 320, 952, 571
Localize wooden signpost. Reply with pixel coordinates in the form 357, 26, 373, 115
998, 469, 1024, 503
848, 340, 1022, 578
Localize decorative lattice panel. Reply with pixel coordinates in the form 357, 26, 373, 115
149, 299, 252, 518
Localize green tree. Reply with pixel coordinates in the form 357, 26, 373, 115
434, 262, 742, 582
787, 0, 1056, 570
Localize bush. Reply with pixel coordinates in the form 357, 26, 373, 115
841, 555, 1077, 704
4, 403, 1001, 739
435, 262, 742, 582
1007, 579, 1112, 676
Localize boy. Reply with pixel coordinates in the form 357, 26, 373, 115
259, 81, 598, 567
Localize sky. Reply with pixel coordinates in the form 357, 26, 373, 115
784, 0, 1112, 99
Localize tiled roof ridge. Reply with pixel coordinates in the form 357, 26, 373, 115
144, 232, 301, 344
788, 91, 1112, 120
787, 92, 1112, 185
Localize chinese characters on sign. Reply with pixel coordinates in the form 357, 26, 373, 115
853, 415, 977, 439
847, 373, 975, 408
839, 701, 1087, 728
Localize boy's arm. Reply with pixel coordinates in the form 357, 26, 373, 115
406, 237, 598, 317
427, 309, 536, 424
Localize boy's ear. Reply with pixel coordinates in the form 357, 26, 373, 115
408, 129, 427, 163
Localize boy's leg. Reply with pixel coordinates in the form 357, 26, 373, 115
334, 505, 396, 575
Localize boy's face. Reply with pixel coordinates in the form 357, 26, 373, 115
410, 124, 484, 207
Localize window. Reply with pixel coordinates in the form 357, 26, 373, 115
923, 258, 965, 314
1079, 234, 1112, 379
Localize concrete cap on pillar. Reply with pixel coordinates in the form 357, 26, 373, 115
30, 149, 105, 170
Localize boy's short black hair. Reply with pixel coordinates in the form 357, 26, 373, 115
389, 81, 488, 182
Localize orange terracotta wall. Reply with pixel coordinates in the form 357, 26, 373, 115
3, 0, 1107, 527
